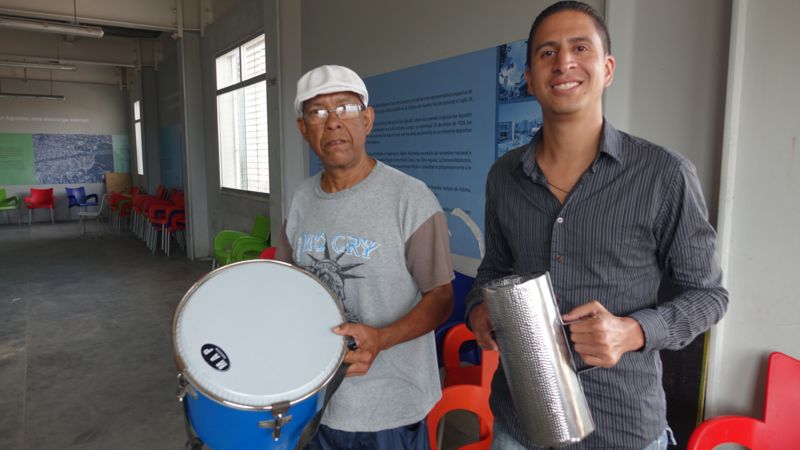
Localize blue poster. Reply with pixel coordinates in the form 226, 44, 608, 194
309, 39, 542, 259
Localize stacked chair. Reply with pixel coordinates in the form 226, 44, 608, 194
212, 215, 271, 269
23, 187, 55, 225
428, 323, 499, 450
162, 209, 186, 257
435, 272, 482, 366
131, 185, 167, 240
146, 190, 185, 255
109, 186, 141, 234
426, 271, 498, 450
0, 188, 21, 225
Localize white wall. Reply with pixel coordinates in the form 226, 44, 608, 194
300, 0, 601, 77
605, 0, 730, 220
0, 80, 128, 222
706, 0, 800, 418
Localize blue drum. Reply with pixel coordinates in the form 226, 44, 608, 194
172, 259, 347, 450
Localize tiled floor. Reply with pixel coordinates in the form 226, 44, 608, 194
0, 221, 479, 449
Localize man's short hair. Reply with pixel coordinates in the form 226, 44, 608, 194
525, 1, 611, 68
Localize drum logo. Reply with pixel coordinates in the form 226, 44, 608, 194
201, 344, 231, 371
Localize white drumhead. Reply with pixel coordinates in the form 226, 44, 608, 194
173, 259, 346, 408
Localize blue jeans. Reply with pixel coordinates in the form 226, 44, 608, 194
490, 423, 675, 450
305, 420, 431, 450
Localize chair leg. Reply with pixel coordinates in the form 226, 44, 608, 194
50, 208, 54, 224
28, 209, 31, 226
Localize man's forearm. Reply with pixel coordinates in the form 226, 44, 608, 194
377, 283, 453, 351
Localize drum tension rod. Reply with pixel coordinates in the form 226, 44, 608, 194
258, 401, 293, 441
176, 373, 197, 402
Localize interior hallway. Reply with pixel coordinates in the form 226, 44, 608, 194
0, 221, 477, 449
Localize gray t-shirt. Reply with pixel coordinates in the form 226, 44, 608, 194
280, 161, 454, 432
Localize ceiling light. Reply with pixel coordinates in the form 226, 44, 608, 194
0, 92, 65, 100
0, 60, 77, 71
0, 15, 103, 38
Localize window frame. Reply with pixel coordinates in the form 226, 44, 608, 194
214, 32, 270, 197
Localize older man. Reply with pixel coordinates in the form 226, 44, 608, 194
276, 65, 454, 450
466, 2, 728, 449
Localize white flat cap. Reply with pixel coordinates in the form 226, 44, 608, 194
294, 65, 369, 117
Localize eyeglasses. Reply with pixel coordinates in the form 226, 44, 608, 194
303, 103, 365, 125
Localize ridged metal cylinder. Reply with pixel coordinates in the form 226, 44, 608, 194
482, 272, 594, 447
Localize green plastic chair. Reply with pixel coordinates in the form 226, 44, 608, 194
231, 236, 271, 263
212, 215, 271, 268
0, 188, 21, 225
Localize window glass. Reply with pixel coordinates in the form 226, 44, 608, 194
133, 100, 144, 175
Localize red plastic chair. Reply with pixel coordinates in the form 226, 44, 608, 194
109, 186, 140, 232
443, 323, 499, 388
428, 323, 499, 450
161, 209, 186, 257
23, 187, 54, 225
147, 190, 184, 254
687, 352, 800, 450
131, 185, 166, 238
259, 247, 277, 259
428, 384, 494, 450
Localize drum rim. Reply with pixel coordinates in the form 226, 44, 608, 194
172, 259, 348, 411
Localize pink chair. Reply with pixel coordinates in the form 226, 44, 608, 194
687, 352, 800, 450
23, 187, 55, 225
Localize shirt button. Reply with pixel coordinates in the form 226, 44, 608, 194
556, 217, 564, 224
555, 255, 564, 263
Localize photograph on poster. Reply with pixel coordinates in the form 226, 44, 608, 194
497, 41, 533, 103
34, 134, 114, 184
496, 100, 542, 159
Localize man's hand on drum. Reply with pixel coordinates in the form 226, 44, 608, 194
333, 323, 384, 376
467, 302, 498, 351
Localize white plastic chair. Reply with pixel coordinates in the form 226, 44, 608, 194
78, 194, 107, 236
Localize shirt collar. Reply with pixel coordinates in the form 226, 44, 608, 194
519, 119, 623, 177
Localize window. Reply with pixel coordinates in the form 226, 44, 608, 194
133, 100, 144, 175
216, 34, 270, 194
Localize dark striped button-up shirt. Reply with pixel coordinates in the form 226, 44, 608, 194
466, 121, 728, 449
